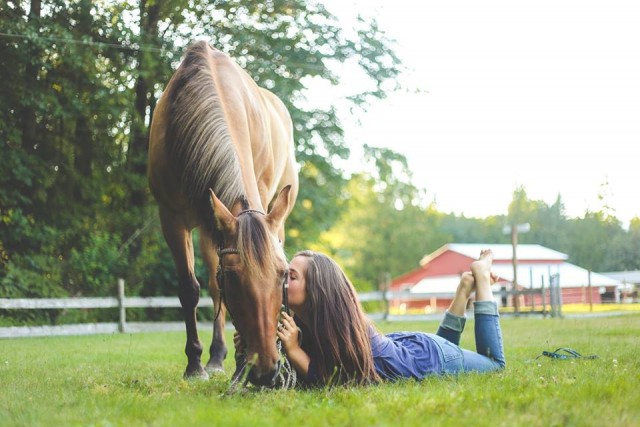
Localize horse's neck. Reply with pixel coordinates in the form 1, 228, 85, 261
234, 145, 271, 213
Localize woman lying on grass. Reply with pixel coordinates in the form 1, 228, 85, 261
235, 249, 505, 386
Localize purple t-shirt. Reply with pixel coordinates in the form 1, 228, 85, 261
370, 331, 442, 380
306, 330, 442, 383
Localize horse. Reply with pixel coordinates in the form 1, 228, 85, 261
148, 40, 299, 386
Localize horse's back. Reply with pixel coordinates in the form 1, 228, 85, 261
148, 41, 297, 223
257, 87, 298, 205
202, 44, 298, 209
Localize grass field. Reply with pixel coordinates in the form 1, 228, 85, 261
1, 314, 639, 427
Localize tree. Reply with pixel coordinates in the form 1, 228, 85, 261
505, 187, 569, 250
0, 1, 403, 323
314, 146, 448, 290
502, 187, 639, 272
1, 0, 135, 307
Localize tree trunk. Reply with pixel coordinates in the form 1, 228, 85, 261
129, 0, 160, 195
21, 0, 41, 148
125, 0, 161, 257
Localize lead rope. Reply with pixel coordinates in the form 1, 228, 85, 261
275, 274, 297, 389
275, 337, 297, 389
225, 327, 297, 394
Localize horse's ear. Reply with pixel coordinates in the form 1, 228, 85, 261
266, 185, 292, 231
209, 188, 235, 233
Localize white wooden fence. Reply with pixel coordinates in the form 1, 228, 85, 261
0, 280, 550, 339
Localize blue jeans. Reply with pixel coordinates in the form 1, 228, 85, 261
433, 301, 506, 374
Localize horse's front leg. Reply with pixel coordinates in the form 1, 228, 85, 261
160, 209, 208, 380
205, 292, 228, 375
177, 270, 208, 379
199, 229, 228, 375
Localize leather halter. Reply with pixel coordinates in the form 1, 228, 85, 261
213, 209, 289, 322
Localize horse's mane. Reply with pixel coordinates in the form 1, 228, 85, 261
165, 41, 245, 216
236, 208, 287, 281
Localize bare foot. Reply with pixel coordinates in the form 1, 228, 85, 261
457, 272, 476, 299
471, 250, 495, 302
470, 249, 494, 279
448, 272, 476, 317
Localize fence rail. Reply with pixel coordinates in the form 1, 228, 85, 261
1, 280, 556, 339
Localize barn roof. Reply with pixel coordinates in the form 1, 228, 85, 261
410, 262, 621, 294
599, 270, 640, 284
420, 243, 568, 266
410, 275, 469, 294
490, 262, 620, 288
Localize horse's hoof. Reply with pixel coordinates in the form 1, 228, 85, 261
205, 364, 225, 376
183, 366, 209, 381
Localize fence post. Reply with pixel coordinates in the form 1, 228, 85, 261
382, 272, 390, 321
556, 273, 563, 317
118, 278, 126, 333
588, 270, 593, 312
541, 275, 547, 317
549, 273, 562, 318
529, 268, 535, 312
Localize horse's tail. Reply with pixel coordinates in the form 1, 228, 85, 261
164, 41, 245, 219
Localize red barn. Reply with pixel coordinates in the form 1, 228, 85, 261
390, 243, 621, 313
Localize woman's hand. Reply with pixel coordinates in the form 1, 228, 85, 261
276, 312, 311, 378
277, 312, 300, 354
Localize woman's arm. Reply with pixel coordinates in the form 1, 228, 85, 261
285, 346, 311, 378
277, 312, 310, 378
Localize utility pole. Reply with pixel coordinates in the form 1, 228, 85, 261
502, 223, 530, 315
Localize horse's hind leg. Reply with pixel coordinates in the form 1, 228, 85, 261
199, 228, 228, 374
159, 207, 208, 380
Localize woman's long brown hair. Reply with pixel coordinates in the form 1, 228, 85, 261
294, 251, 380, 385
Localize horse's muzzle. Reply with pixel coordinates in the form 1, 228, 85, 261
247, 359, 282, 387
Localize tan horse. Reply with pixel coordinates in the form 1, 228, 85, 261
148, 41, 298, 385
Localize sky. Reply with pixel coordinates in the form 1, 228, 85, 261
312, 0, 640, 227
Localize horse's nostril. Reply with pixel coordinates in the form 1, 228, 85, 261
247, 360, 282, 387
